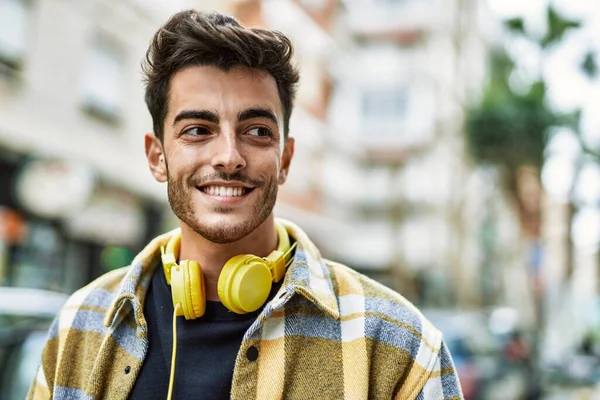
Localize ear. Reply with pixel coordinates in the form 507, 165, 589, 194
278, 138, 295, 185
145, 132, 167, 183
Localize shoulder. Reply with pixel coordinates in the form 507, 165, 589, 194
63, 266, 129, 308
57, 266, 130, 328
324, 260, 443, 363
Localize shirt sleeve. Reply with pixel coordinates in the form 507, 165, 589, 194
414, 339, 464, 400
27, 313, 61, 400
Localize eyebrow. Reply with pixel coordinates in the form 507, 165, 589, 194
238, 107, 278, 126
172, 109, 219, 127
171, 107, 279, 128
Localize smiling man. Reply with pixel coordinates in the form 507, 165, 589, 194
149, 64, 293, 304
28, 10, 463, 400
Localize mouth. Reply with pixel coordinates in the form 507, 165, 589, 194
196, 185, 255, 199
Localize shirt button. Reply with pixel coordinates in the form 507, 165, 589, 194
246, 346, 259, 362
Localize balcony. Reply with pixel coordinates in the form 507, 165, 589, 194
327, 84, 437, 161
320, 145, 457, 214
342, 0, 454, 38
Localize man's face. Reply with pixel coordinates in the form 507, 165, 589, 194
146, 65, 294, 243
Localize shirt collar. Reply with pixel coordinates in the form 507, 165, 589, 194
277, 219, 340, 319
104, 230, 175, 331
104, 219, 340, 330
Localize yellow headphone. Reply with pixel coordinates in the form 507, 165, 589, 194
160, 221, 294, 320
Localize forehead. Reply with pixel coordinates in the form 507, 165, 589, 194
167, 65, 282, 122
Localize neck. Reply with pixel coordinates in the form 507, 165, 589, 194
178, 215, 279, 301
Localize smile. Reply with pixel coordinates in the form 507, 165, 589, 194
199, 185, 252, 197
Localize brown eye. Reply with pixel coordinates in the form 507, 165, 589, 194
183, 126, 210, 136
247, 127, 272, 137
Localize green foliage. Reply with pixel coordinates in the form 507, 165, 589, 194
467, 82, 553, 171
504, 18, 526, 35
541, 6, 581, 49
466, 5, 584, 174
582, 52, 598, 79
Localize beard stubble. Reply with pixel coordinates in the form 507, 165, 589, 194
166, 168, 279, 244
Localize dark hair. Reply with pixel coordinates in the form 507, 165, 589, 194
142, 10, 299, 141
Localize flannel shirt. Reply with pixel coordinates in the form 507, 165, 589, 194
28, 219, 463, 399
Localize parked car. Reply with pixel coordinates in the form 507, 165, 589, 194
0, 287, 68, 400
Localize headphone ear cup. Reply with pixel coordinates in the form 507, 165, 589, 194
218, 255, 272, 314
171, 260, 205, 320
181, 260, 205, 319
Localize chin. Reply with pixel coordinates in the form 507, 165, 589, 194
199, 212, 248, 228
188, 212, 262, 244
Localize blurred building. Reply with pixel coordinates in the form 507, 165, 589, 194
0, 0, 227, 293
327, 0, 489, 302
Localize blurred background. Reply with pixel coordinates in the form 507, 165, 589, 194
0, 0, 598, 398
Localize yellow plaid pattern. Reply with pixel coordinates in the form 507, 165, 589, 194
28, 219, 463, 399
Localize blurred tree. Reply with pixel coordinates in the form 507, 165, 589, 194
466, 5, 586, 239
541, 7, 580, 48
466, 6, 596, 396
581, 51, 598, 79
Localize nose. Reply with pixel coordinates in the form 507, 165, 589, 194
211, 131, 246, 173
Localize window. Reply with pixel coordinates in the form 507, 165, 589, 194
300, 0, 328, 11
362, 89, 408, 121
81, 34, 126, 123
0, 0, 31, 71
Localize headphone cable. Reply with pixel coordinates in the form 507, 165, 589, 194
167, 303, 181, 400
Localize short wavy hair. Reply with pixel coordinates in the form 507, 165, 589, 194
142, 10, 299, 141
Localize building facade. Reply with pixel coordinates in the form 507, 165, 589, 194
0, 0, 226, 293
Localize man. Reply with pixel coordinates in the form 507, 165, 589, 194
28, 10, 463, 400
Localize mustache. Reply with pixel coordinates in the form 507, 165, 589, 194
190, 172, 263, 187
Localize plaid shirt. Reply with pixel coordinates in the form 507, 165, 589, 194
28, 219, 463, 399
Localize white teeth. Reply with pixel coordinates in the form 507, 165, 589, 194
203, 186, 246, 197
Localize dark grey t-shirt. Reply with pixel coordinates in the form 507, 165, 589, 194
130, 263, 281, 399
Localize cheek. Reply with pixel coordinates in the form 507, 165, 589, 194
166, 163, 192, 187
257, 158, 281, 179
167, 149, 203, 178
247, 147, 281, 173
